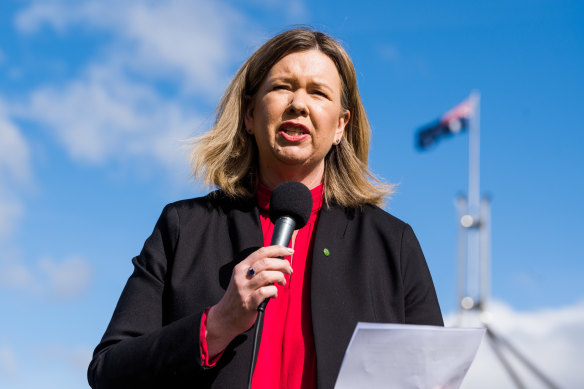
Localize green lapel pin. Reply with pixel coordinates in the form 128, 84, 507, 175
323, 248, 330, 256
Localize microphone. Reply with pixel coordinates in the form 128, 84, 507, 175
257, 181, 313, 312
268, 181, 313, 247
248, 182, 313, 388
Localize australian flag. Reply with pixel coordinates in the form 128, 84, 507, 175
416, 96, 477, 150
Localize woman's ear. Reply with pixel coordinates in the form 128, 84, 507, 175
334, 109, 350, 144
244, 96, 255, 134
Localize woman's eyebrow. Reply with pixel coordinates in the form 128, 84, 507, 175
309, 81, 333, 91
267, 76, 294, 83
270, 76, 333, 89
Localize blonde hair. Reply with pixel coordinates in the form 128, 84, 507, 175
191, 28, 393, 207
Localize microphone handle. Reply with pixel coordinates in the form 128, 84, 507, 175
270, 216, 296, 247
257, 216, 296, 312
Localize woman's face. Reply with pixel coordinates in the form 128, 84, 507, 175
245, 49, 350, 186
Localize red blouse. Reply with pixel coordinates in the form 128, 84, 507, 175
200, 183, 323, 389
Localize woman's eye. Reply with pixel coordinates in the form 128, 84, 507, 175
273, 84, 289, 90
313, 90, 328, 98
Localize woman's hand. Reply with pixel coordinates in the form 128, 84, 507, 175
205, 245, 294, 358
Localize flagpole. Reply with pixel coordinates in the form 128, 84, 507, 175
416, 93, 559, 387
467, 91, 481, 308
468, 91, 480, 220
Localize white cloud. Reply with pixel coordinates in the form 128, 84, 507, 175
15, 1, 78, 34
120, 1, 252, 95
0, 199, 24, 241
15, 0, 256, 97
20, 65, 201, 179
0, 256, 93, 301
0, 103, 30, 240
0, 105, 31, 184
245, 0, 308, 20
0, 346, 19, 378
38, 256, 94, 300
445, 300, 584, 389
40, 345, 93, 372
0, 260, 39, 293
0, 344, 92, 388
11, 0, 262, 179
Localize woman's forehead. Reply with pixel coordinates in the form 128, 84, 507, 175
266, 50, 341, 85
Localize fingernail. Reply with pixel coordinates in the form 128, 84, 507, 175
286, 248, 294, 254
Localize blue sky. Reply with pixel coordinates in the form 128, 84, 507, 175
0, 1, 582, 388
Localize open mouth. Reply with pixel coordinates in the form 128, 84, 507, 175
279, 122, 309, 138
282, 129, 306, 136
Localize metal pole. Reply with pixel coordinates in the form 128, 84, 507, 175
480, 196, 491, 308
456, 195, 468, 314
486, 327, 527, 389
468, 91, 481, 219
487, 326, 561, 389
467, 91, 481, 306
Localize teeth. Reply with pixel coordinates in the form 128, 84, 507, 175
282, 127, 305, 136
284, 130, 304, 136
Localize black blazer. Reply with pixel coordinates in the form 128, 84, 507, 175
88, 192, 443, 389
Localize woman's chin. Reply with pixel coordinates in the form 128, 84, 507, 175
274, 152, 313, 168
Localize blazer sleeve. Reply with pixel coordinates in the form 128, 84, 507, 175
87, 204, 207, 389
400, 224, 444, 326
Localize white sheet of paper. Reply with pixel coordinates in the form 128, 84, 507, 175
334, 323, 485, 389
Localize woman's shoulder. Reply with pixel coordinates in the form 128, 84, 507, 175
334, 203, 410, 231
364, 203, 408, 224
162, 190, 255, 217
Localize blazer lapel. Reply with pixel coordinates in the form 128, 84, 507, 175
212, 196, 263, 292
310, 204, 357, 389
225, 196, 264, 261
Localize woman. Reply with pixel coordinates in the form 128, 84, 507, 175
88, 28, 443, 389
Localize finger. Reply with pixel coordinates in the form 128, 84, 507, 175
248, 270, 288, 289
247, 257, 293, 277
247, 245, 294, 264
250, 284, 279, 307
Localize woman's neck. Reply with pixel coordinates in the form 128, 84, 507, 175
258, 163, 324, 190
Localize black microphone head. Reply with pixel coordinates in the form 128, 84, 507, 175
269, 181, 313, 229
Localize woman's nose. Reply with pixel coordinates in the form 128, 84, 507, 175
287, 92, 309, 116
